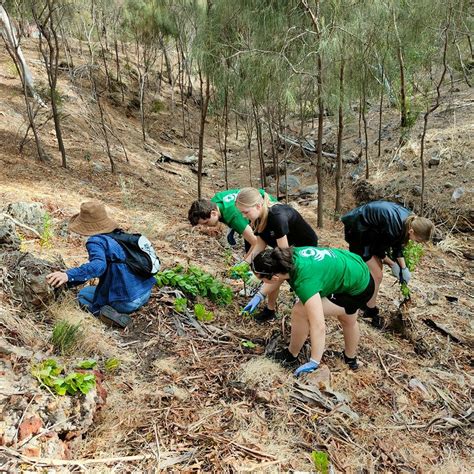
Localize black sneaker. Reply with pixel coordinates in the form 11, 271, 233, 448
343, 352, 359, 370
254, 306, 276, 324
361, 306, 379, 319
99, 305, 132, 329
272, 348, 298, 367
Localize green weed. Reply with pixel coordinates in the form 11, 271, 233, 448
40, 212, 54, 248
51, 320, 82, 355
104, 358, 121, 372
194, 303, 214, 322
31, 359, 96, 396
401, 241, 424, 298
241, 340, 256, 348
311, 450, 329, 474
155, 265, 232, 306
174, 297, 188, 313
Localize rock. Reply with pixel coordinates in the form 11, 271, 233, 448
4, 202, 46, 233
183, 153, 198, 164
0, 217, 21, 250
19, 415, 43, 442
279, 175, 301, 193
428, 155, 440, 167
451, 187, 465, 201
412, 186, 422, 197
349, 164, 365, 181
297, 184, 318, 197
92, 161, 104, 173
444, 182, 453, 189
408, 378, 431, 400
306, 364, 331, 390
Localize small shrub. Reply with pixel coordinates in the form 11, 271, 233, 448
31, 359, 96, 396
173, 297, 188, 313
194, 303, 214, 322
51, 320, 82, 355
150, 99, 164, 113
311, 450, 329, 474
40, 212, 54, 248
104, 358, 121, 373
401, 241, 424, 298
241, 340, 256, 348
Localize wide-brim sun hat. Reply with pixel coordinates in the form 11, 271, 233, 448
69, 200, 118, 236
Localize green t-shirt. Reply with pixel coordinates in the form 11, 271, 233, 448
211, 189, 276, 235
289, 247, 370, 304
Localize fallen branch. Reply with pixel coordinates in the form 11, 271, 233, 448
1, 213, 42, 238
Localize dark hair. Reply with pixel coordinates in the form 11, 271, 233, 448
188, 199, 218, 226
252, 247, 294, 277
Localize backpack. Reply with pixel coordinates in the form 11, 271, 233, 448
105, 230, 160, 278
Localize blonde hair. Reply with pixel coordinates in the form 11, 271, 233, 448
236, 187, 274, 233
405, 215, 434, 243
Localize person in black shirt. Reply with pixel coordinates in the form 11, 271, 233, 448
341, 201, 434, 326
235, 187, 318, 323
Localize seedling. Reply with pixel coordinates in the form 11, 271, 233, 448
311, 450, 329, 474
155, 265, 232, 306
241, 340, 257, 349
51, 320, 82, 355
40, 212, 54, 249
173, 297, 188, 313
401, 241, 424, 298
31, 359, 96, 397
241, 310, 250, 318
104, 358, 121, 372
76, 359, 97, 369
194, 303, 214, 322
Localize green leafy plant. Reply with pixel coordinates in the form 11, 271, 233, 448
194, 303, 214, 322
401, 241, 424, 298
241, 340, 257, 348
311, 450, 330, 474
40, 212, 54, 248
31, 359, 96, 396
173, 297, 188, 313
155, 265, 232, 306
51, 321, 82, 355
229, 261, 252, 283
76, 359, 97, 369
104, 358, 121, 372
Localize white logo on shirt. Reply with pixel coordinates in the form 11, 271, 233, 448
223, 193, 238, 203
299, 248, 333, 261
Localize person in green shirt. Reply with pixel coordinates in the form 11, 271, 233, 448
188, 189, 275, 260
243, 246, 375, 376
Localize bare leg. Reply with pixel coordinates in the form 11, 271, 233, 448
365, 256, 383, 308
288, 301, 310, 356
322, 298, 359, 358
266, 286, 280, 311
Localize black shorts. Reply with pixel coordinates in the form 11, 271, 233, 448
348, 242, 385, 262
327, 276, 375, 315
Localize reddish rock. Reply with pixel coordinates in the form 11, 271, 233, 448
18, 415, 43, 442
306, 364, 332, 390
22, 446, 41, 457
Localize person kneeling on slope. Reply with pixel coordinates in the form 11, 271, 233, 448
46, 200, 157, 328
244, 246, 375, 376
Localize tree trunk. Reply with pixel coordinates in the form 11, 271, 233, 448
335, 52, 345, 216
377, 63, 384, 158
197, 73, 210, 199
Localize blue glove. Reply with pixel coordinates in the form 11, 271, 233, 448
242, 291, 264, 314
227, 229, 237, 246
391, 263, 401, 279
294, 359, 319, 377
400, 267, 411, 284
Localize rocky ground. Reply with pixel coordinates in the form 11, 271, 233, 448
0, 38, 473, 472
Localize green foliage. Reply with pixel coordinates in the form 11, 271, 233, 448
241, 310, 250, 318
229, 261, 251, 283
40, 212, 54, 248
174, 297, 188, 313
31, 359, 96, 397
155, 265, 232, 306
194, 303, 214, 322
311, 450, 330, 474
104, 358, 121, 373
150, 99, 164, 113
76, 359, 97, 369
400, 241, 424, 298
241, 340, 256, 349
51, 321, 82, 355
403, 241, 424, 271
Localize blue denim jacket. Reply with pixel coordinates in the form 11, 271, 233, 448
66, 235, 155, 314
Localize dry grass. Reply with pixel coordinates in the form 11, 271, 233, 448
236, 358, 291, 391
436, 233, 465, 257
48, 295, 132, 361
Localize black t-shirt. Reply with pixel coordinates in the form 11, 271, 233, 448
256, 204, 318, 248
